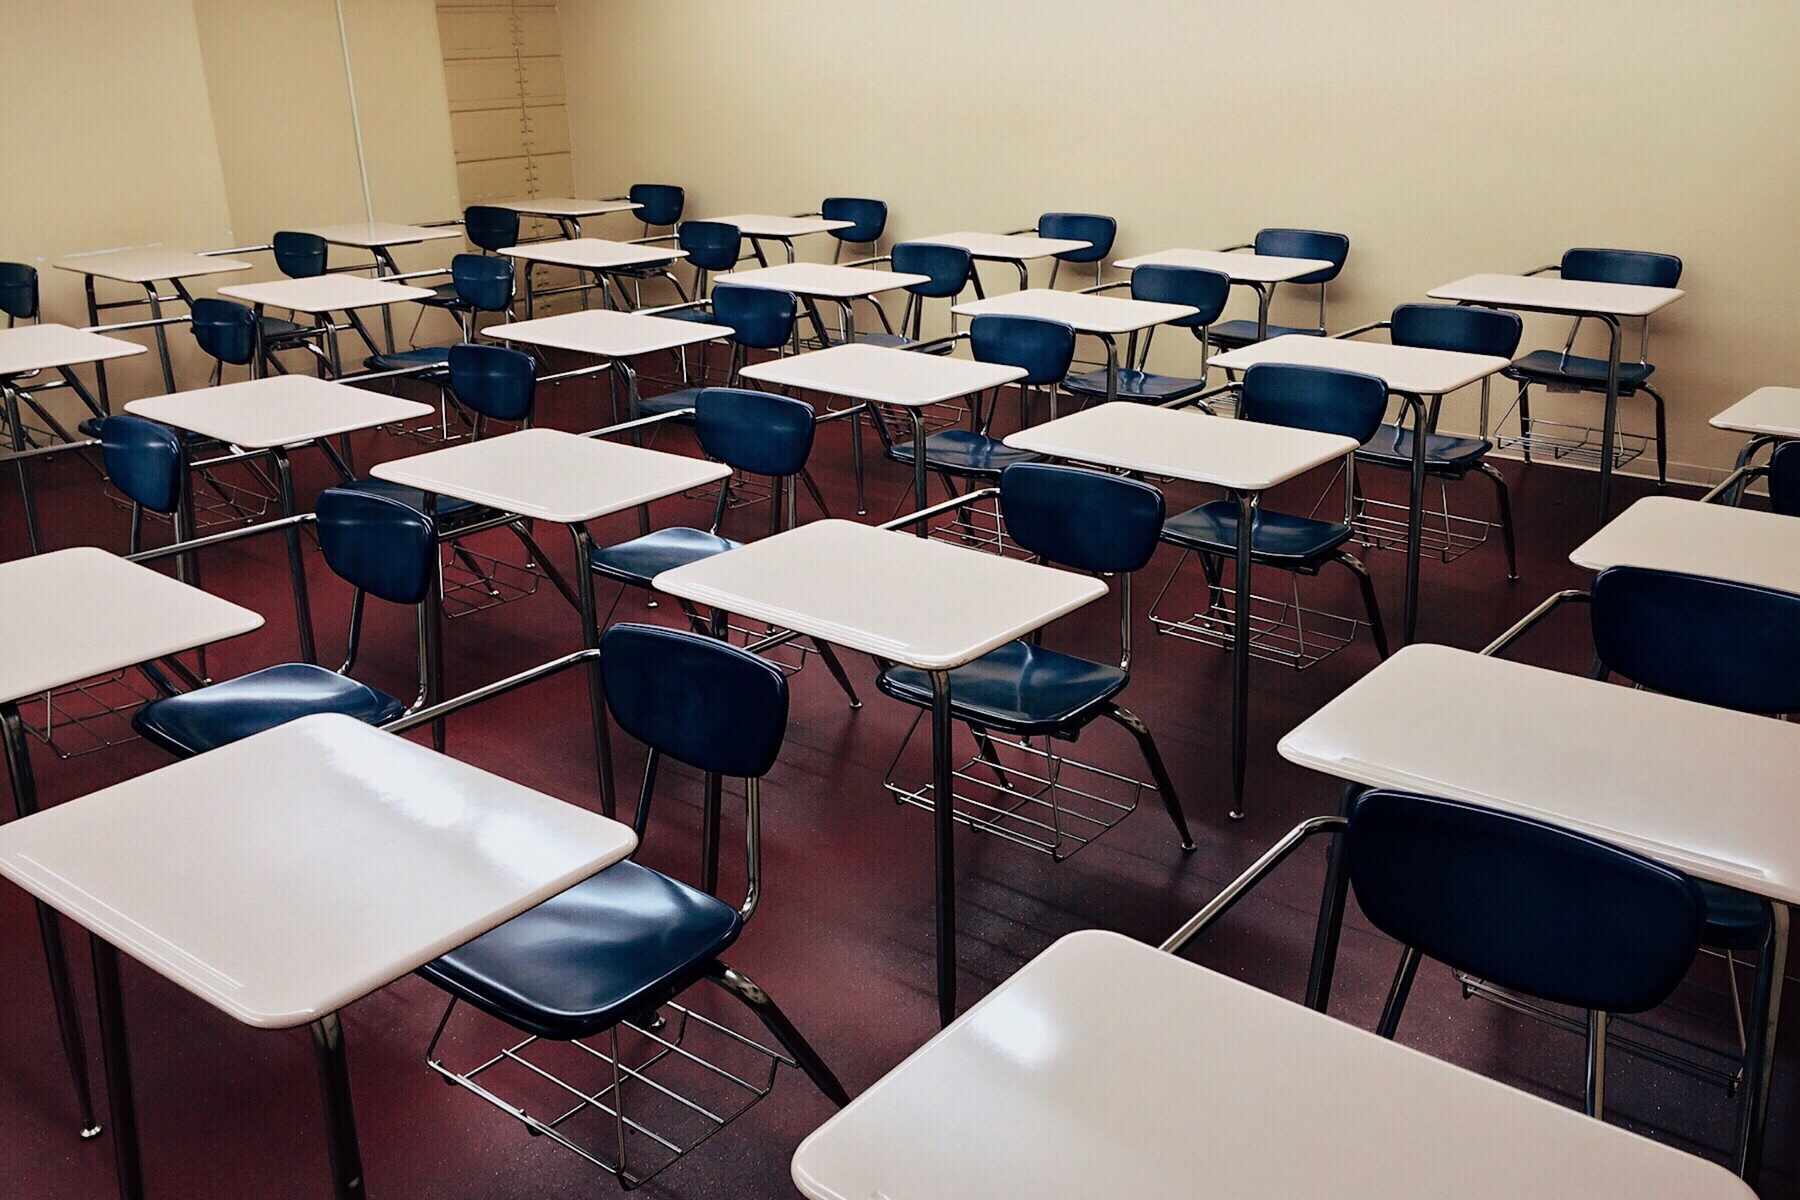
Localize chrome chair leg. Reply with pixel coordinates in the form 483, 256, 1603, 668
1100, 703, 1194, 850
1476, 462, 1519, 581
1586, 1010, 1609, 1119
1643, 382, 1669, 488
1336, 551, 1389, 658
705, 962, 849, 1107
1516, 381, 1534, 463
811, 640, 862, 709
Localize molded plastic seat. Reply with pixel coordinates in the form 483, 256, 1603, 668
635, 386, 702, 419
257, 314, 311, 342
630, 183, 685, 229
878, 641, 1129, 736
889, 428, 1040, 477
1700, 880, 1774, 953
1768, 441, 1800, 518
414, 281, 462, 309
1063, 367, 1210, 403
420, 860, 741, 1041
1358, 424, 1493, 472
658, 305, 724, 325
1506, 350, 1655, 390
1210, 319, 1326, 346
364, 345, 452, 374
1162, 500, 1352, 566
133, 663, 406, 758
589, 526, 740, 586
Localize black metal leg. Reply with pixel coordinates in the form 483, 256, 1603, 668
1516, 380, 1534, 463
1477, 462, 1518, 581
930, 668, 957, 1026
1645, 382, 1669, 489
507, 522, 581, 613
4, 384, 42, 555
271, 450, 318, 664
700, 769, 723, 895
1254, 283, 1272, 342
969, 726, 1012, 790
632, 749, 661, 844
3, 704, 103, 1139
1401, 392, 1432, 645
1375, 945, 1421, 1038
1736, 901, 1788, 1181
90, 939, 142, 1199
568, 525, 617, 818
1229, 490, 1256, 820
1102, 703, 1194, 851
311, 1013, 367, 1198
143, 284, 177, 395
1338, 553, 1389, 659
1304, 782, 1363, 1012
706, 962, 850, 1107
811, 640, 862, 709
1596, 316, 1622, 523
910, 409, 929, 537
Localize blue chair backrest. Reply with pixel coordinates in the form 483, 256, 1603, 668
678, 220, 742, 273
1000, 463, 1164, 574
1769, 441, 1800, 518
1038, 212, 1116, 264
1562, 248, 1682, 289
315, 487, 438, 606
1254, 228, 1349, 285
1390, 303, 1522, 359
822, 197, 888, 244
272, 231, 328, 279
1346, 790, 1702, 1013
1131, 264, 1231, 329
451, 253, 513, 313
449, 343, 535, 423
629, 183, 685, 227
892, 242, 973, 299
969, 314, 1076, 386
189, 298, 258, 366
0, 262, 39, 320
1241, 362, 1386, 444
463, 206, 520, 252
711, 283, 795, 350
696, 387, 816, 478
1590, 565, 1800, 715
601, 623, 789, 777
100, 416, 184, 514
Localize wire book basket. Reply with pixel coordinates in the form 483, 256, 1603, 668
20, 672, 159, 759
1150, 552, 1366, 671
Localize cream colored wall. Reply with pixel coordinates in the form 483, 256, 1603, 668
560, 0, 1800, 480
1, 1, 236, 398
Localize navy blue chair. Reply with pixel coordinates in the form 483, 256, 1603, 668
189, 297, 312, 382
0, 262, 39, 326
374, 253, 516, 376
877, 463, 1193, 858
271, 231, 329, 279
1035, 212, 1116, 287
637, 283, 797, 418
132, 487, 445, 756
664, 220, 743, 313
1157, 362, 1389, 656
822, 196, 888, 262
463, 204, 521, 252
416, 623, 847, 1186
1347, 790, 1703, 1117
1503, 248, 1682, 487
869, 315, 1069, 500
1063, 265, 1232, 404
99, 415, 187, 552
847, 241, 974, 350
1767, 441, 1800, 517
1348, 303, 1524, 579
1208, 228, 1351, 351
630, 182, 685, 234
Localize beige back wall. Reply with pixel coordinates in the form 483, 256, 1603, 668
561, 0, 1800, 480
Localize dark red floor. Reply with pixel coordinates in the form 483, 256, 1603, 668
0, 365, 1790, 1198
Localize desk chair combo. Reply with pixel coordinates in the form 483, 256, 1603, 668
1062, 264, 1232, 406
590, 386, 862, 716
419, 623, 849, 1190
878, 462, 1194, 860
1209, 228, 1351, 352
1151, 361, 1390, 669
865, 314, 1073, 552
601, 183, 689, 309
1008, 211, 1116, 288
1, 262, 39, 328
1166, 787, 1705, 1123
1335, 302, 1525, 579
1500, 247, 1682, 487
370, 253, 518, 443
636, 283, 797, 423
404, 205, 520, 340
1477, 565, 1787, 1151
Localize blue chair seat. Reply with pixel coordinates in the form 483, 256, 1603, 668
258, 315, 313, 342
656, 306, 721, 326
413, 282, 464, 309
877, 640, 1128, 736
419, 860, 742, 1041
81, 417, 210, 444
1505, 350, 1655, 389
1209, 319, 1325, 349
132, 663, 407, 758
590, 526, 739, 587
1063, 367, 1208, 403
889, 429, 1039, 477
337, 478, 480, 521
635, 386, 702, 420
1699, 880, 1771, 953
1162, 500, 1352, 566
362, 346, 452, 376
1357, 424, 1492, 473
